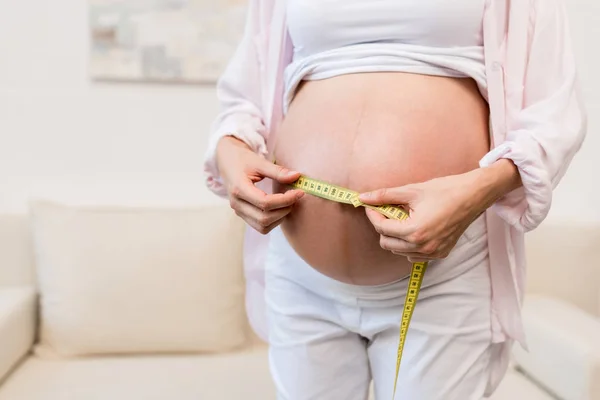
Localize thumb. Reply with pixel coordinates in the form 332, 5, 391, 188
255, 159, 301, 184
358, 186, 416, 205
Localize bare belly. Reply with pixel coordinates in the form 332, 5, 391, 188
272, 72, 490, 285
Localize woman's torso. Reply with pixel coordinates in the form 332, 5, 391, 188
271, 0, 490, 286
273, 73, 490, 285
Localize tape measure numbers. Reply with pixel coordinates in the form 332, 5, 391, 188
287, 174, 428, 398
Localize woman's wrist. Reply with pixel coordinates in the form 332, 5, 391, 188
216, 135, 245, 177
217, 134, 250, 161
469, 159, 522, 212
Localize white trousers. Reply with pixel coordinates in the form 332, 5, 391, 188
264, 215, 500, 400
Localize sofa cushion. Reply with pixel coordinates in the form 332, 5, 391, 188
0, 345, 274, 400
30, 201, 248, 357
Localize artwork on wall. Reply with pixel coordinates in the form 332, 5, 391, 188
89, 0, 247, 84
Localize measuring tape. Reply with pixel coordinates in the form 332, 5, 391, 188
286, 174, 428, 398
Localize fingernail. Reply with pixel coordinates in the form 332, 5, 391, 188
296, 191, 305, 199
359, 192, 372, 201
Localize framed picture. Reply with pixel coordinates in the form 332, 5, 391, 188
89, 0, 247, 84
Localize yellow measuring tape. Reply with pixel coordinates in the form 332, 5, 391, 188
287, 174, 428, 398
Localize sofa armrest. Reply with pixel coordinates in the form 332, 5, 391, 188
513, 295, 600, 400
0, 287, 36, 384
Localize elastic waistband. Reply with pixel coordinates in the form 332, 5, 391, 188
265, 214, 488, 307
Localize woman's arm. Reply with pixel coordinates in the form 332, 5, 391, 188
479, 0, 587, 232
203, 1, 305, 235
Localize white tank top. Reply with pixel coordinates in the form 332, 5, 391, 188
284, 0, 488, 112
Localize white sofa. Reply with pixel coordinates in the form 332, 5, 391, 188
0, 202, 598, 400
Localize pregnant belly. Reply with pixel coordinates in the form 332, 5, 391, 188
272, 72, 490, 285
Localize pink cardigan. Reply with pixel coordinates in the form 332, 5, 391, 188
203, 0, 586, 386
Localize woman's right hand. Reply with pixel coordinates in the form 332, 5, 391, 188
216, 136, 305, 234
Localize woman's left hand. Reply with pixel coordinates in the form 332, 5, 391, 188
358, 168, 509, 263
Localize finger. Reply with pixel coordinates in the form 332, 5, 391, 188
358, 185, 417, 206
248, 217, 287, 235
233, 179, 304, 211
261, 218, 286, 235
234, 199, 294, 234
365, 209, 416, 239
365, 207, 387, 224
255, 159, 302, 184
379, 235, 419, 253
257, 190, 304, 211
264, 189, 304, 211
255, 208, 294, 234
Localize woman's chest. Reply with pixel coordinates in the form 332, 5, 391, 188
286, 0, 485, 56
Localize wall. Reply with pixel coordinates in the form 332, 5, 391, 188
0, 0, 224, 211
0, 0, 598, 224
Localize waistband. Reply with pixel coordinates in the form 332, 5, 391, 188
265, 214, 489, 307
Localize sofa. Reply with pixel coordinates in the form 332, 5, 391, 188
0, 200, 598, 400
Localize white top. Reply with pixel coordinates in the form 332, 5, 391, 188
284, 0, 488, 112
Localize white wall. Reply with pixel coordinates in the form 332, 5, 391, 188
0, 0, 598, 224
0, 0, 224, 211
552, 0, 600, 224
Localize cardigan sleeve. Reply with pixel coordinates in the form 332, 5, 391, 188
203, 0, 269, 198
480, 0, 587, 232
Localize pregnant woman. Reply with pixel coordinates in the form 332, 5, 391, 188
203, 1, 586, 399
